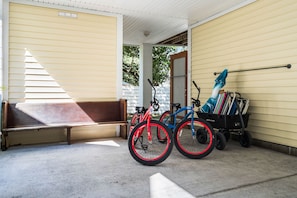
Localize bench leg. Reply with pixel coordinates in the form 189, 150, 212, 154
120, 125, 128, 139
66, 127, 72, 145
1, 132, 8, 151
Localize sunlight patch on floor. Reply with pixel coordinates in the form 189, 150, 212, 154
150, 173, 195, 198
85, 140, 120, 147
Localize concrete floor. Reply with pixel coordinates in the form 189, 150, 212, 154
0, 138, 296, 198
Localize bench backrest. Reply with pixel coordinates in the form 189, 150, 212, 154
2, 99, 127, 128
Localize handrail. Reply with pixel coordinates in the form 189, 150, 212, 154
214, 64, 291, 75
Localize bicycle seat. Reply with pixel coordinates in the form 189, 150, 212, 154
135, 106, 147, 113
171, 103, 181, 110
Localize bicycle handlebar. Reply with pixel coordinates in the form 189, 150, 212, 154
192, 81, 199, 90
147, 79, 160, 111
147, 79, 154, 87
192, 80, 201, 107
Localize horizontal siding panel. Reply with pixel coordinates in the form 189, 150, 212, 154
10, 21, 116, 34
9, 21, 116, 38
25, 75, 55, 81
231, 71, 296, 82
25, 93, 71, 99
9, 7, 116, 25
250, 130, 297, 148
249, 101, 297, 110
9, 46, 116, 58
9, 3, 118, 103
192, 2, 297, 43
245, 93, 297, 102
251, 119, 296, 134
191, 0, 297, 148
193, 19, 297, 53
9, 15, 116, 30
250, 99, 297, 112
8, 79, 26, 86
9, 67, 25, 75
250, 113, 297, 125
25, 64, 49, 69
9, 5, 116, 27
22, 87, 65, 93
9, 37, 117, 51
25, 69, 49, 75
238, 87, 297, 94
249, 107, 296, 117
9, 44, 115, 55
24, 81, 60, 87
249, 126, 297, 141
9, 29, 117, 45
15, 60, 116, 69
192, 49, 297, 67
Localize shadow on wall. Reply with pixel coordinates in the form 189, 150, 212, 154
24, 49, 73, 103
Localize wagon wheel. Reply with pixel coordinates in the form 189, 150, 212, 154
219, 129, 230, 142
239, 131, 252, 148
196, 128, 207, 144
216, 132, 226, 150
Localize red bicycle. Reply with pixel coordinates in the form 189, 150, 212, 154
129, 106, 147, 135
128, 79, 173, 166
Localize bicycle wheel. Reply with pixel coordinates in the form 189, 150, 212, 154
129, 113, 140, 135
158, 111, 171, 142
128, 120, 173, 166
174, 118, 215, 159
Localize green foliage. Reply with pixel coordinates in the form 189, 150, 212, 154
152, 46, 175, 86
123, 46, 139, 86
123, 45, 177, 86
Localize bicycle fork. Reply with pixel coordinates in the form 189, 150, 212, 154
178, 112, 196, 140
191, 113, 196, 140
146, 118, 153, 144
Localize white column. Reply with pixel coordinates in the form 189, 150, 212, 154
139, 43, 152, 107
1, 0, 8, 101
0, 0, 3, 96
0, 0, 3, 140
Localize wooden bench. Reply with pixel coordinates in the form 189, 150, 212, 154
1, 99, 127, 151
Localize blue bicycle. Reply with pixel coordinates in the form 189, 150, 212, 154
158, 81, 215, 159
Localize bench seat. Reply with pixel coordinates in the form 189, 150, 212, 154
1, 99, 127, 150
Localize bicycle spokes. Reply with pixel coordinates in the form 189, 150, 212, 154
128, 120, 173, 166
174, 118, 215, 159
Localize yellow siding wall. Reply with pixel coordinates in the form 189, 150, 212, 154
191, 0, 297, 147
7, 3, 120, 145
9, 3, 118, 103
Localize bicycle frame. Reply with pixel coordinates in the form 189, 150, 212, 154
133, 79, 159, 143
129, 106, 146, 133
136, 105, 153, 142
161, 81, 201, 138
164, 105, 195, 131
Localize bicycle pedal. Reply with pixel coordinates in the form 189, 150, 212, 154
142, 144, 148, 150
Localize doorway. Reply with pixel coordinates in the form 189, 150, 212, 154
170, 51, 187, 111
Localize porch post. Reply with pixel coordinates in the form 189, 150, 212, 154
139, 43, 152, 107
0, 0, 3, 92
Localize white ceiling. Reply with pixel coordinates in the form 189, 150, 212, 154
28, 0, 254, 45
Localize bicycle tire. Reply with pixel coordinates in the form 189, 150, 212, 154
158, 111, 171, 142
174, 118, 215, 159
128, 120, 173, 166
